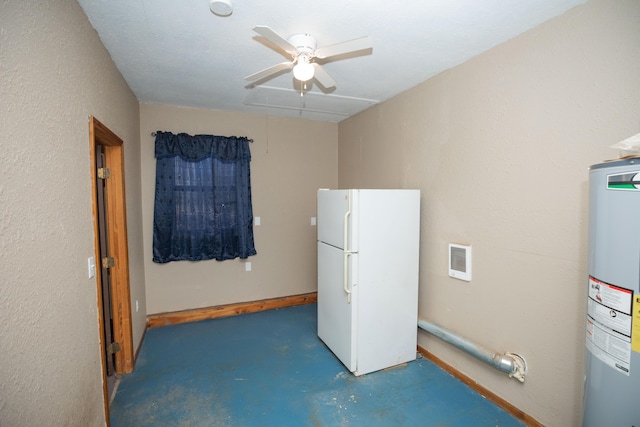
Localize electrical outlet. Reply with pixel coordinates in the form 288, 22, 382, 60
88, 256, 96, 279
311, 217, 316, 226
136, 300, 139, 312
254, 216, 261, 226
245, 262, 252, 272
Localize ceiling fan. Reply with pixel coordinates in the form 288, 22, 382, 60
245, 26, 372, 89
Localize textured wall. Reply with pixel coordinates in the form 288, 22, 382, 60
338, 0, 640, 425
0, 2, 143, 426
140, 104, 338, 314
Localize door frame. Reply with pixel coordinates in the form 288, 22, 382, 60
89, 116, 134, 422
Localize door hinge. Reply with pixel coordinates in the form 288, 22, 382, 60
97, 167, 111, 179
107, 342, 121, 355
102, 256, 115, 269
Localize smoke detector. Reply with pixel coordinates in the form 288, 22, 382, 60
210, 0, 233, 17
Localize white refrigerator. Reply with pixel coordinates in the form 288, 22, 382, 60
317, 189, 420, 376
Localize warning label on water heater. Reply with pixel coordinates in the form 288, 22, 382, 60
633, 295, 640, 353
586, 276, 633, 375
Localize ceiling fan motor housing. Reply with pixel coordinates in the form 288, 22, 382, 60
287, 34, 317, 54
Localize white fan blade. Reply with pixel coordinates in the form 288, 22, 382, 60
315, 36, 372, 59
245, 61, 293, 81
253, 26, 298, 55
312, 64, 336, 89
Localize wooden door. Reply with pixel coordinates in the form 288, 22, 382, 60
95, 145, 115, 376
89, 116, 134, 425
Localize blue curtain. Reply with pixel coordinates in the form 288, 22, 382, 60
152, 131, 257, 263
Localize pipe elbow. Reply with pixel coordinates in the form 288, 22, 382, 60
505, 352, 527, 383
492, 352, 527, 383
492, 354, 515, 373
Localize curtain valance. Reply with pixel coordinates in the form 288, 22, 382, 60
154, 131, 252, 162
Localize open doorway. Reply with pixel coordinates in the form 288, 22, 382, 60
89, 116, 134, 425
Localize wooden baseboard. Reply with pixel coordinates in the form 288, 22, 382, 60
417, 346, 544, 427
147, 292, 318, 329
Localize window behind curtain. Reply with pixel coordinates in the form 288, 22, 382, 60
152, 131, 256, 263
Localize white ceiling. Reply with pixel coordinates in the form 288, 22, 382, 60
78, 0, 586, 123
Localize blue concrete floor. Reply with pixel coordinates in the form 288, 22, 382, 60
110, 304, 525, 426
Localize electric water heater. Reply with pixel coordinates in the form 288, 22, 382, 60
583, 158, 640, 426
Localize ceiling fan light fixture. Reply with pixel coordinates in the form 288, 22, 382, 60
293, 57, 314, 82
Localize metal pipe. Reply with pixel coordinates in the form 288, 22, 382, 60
418, 319, 527, 383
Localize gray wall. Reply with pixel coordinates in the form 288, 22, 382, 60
338, 0, 640, 425
139, 104, 338, 314
1, 2, 145, 425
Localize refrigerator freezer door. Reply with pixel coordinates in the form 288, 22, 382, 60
317, 241, 357, 371
317, 189, 355, 251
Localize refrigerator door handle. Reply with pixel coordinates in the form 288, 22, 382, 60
343, 191, 353, 303
343, 192, 351, 253
343, 252, 352, 303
